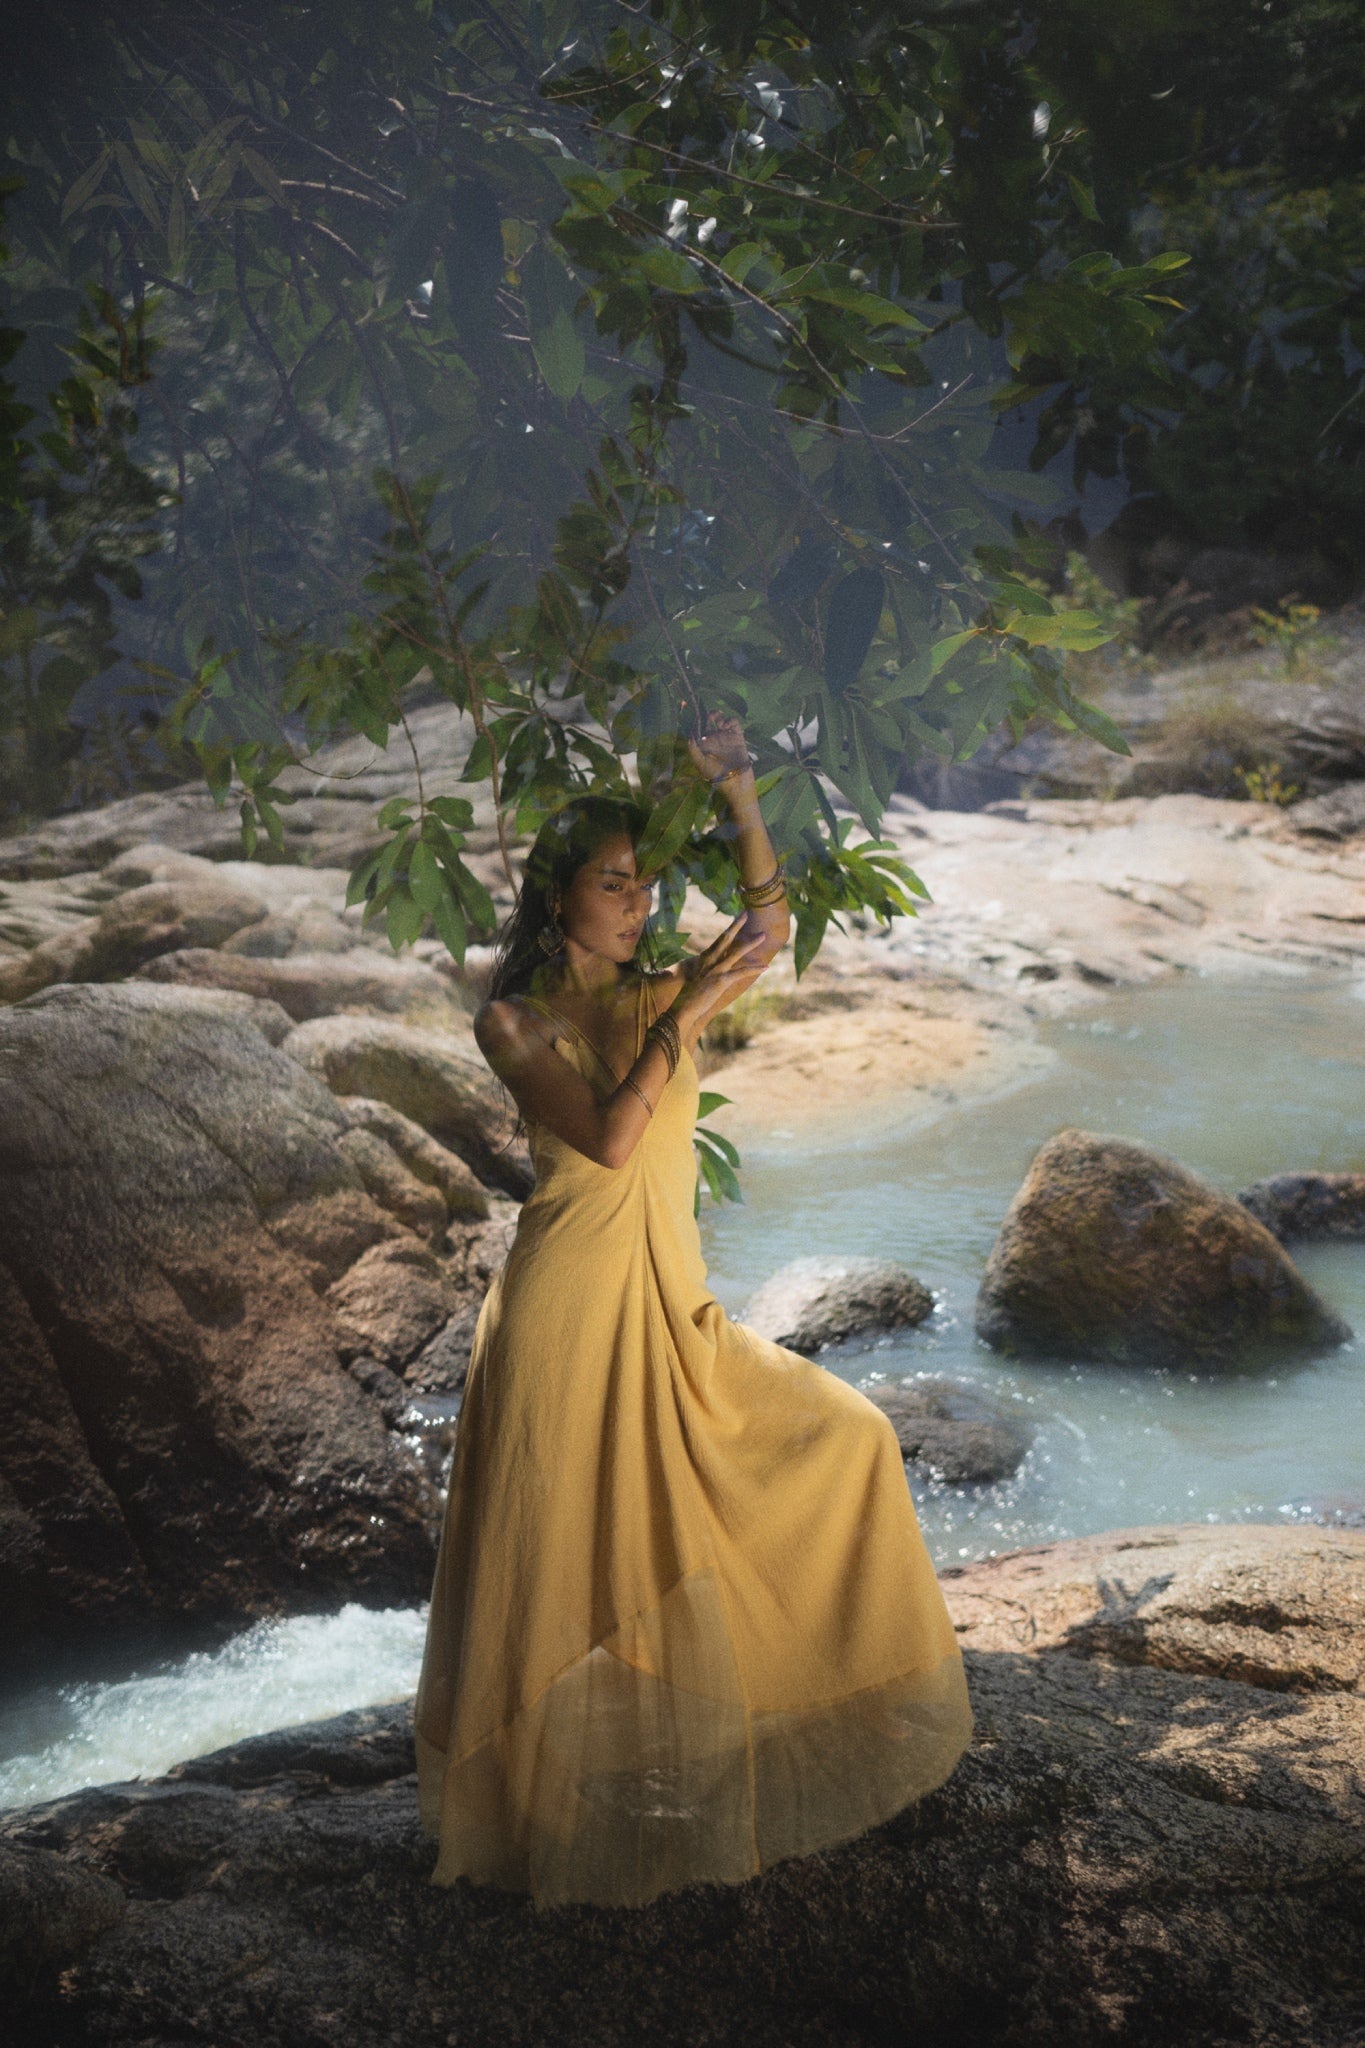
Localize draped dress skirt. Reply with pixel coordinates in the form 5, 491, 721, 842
413, 972, 973, 1908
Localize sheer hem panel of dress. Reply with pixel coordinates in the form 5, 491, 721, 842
416, 1563, 972, 1909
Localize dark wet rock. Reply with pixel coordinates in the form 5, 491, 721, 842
1238, 1172, 1365, 1242
862, 1377, 1030, 1484
977, 1129, 1351, 1368
742, 1256, 934, 1354
284, 1014, 532, 1200
0, 1840, 127, 1976
0, 983, 444, 1669
346, 1355, 411, 1426
406, 1302, 483, 1395
2, 1524, 1360, 2048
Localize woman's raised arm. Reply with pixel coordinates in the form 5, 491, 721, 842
669, 713, 792, 1037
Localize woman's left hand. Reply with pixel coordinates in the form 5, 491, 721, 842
686, 711, 752, 786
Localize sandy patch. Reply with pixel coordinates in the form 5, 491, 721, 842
697, 1000, 1051, 1143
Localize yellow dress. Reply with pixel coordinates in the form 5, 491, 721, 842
413, 973, 972, 1909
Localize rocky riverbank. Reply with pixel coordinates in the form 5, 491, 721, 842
3, 1522, 1360, 2048
3, 669, 1364, 1669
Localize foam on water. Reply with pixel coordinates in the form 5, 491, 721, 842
0, 1602, 427, 1811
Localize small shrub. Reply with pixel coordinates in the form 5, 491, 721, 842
1249, 599, 1340, 679
1235, 760, 1303, 805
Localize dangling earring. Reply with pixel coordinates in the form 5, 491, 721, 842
537, 899, 565, 956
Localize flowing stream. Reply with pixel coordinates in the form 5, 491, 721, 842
3, 974, 1362, 1812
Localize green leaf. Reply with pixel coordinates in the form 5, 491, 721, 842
1066, 175, 1101, 223
1064, 695, 1133, 756
61, 149, 112, 222
696, 1091, 733, 1117
823, 567, 885, 694
634, 778, 711, 876
446, 854, 498, 937
459, 733, 493, 783
386, 885, 425, 950
523, 242, 584, 402
408, 837, 444, 913
346, 849, 384, 909
719, 241, 765, 284
427, 795, 476, 829
432, 889, 468, 963
1003, 609, 1114, 651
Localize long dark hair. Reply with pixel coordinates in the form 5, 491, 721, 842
487, 794, 663, 1002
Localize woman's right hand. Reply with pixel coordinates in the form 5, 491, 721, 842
671, 917, 769, 1042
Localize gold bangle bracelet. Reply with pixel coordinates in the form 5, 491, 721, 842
739, 861, 786, 907
619, 1072, 655, 1118
644, 1013, 681, 1079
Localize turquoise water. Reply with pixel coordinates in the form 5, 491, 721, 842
3, 973, 1361, 1810
702, 974, 1365, 1562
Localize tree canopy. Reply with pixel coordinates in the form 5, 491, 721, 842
0, 0, 1199, 966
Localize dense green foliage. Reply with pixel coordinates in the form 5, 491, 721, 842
1042, 0, 1365, 564
0, 0, 1200, 963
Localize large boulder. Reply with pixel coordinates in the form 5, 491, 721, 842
976, 1129, 1351, 1367
284, 1014, 532, 1199
742, 1255, 934, 1353
1238, 1172, 1365, 1242
0, 704, 502, 881
862, 1376, 1030, 1484
1, 1524, 1359, 2048
137, 946, 463, 1028
0, 876, 268, 1003
0, 982, 459, 1669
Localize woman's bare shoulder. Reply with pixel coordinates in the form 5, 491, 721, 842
474, 995, 534, 1059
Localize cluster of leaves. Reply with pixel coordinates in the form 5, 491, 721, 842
0, 0, 1196, 957
693, 1089, 740, 1211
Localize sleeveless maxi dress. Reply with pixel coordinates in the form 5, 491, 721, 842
414, 973, 973, 1909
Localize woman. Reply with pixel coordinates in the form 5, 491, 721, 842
414, 714, 973, 1909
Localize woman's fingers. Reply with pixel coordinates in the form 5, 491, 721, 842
696, 916, 747, 966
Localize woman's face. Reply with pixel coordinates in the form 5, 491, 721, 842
558, 832, 655, 966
